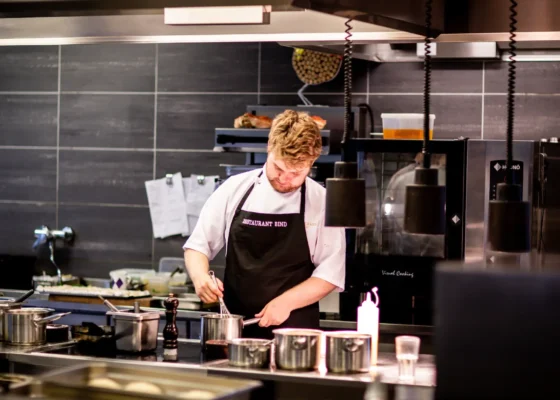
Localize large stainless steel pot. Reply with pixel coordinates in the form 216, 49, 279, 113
200, 314, 260, 348
3, 308, 71, 346
325, 331, 372, 374
0, 301, 22, 342
228, 338, 272, 368
273, 328, 323, 371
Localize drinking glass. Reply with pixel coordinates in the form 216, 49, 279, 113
395, 335, 420, 383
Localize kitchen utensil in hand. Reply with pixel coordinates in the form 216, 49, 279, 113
209, 270, 230, 316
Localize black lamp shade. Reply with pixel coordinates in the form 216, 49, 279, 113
325, 162, 366, 227
404, 167, 446, 235
488, 183, 530, 253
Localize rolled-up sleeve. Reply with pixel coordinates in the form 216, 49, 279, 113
311, 209, 346, 291
183, 182, 229, 261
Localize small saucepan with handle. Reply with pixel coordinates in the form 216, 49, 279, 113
3, 307, 71, 346
201, 314, 261, 357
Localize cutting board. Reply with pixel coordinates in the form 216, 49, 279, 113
48, 295, 152, 307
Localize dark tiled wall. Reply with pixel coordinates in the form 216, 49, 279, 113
0, 42, 556, 279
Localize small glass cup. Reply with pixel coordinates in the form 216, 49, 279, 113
395, 335, 420, 383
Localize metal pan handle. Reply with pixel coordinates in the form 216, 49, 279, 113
34, 312, 71, 326
243, 317, 261, 326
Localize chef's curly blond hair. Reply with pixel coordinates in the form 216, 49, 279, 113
267, 110, 322, 168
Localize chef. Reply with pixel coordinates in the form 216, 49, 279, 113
183, 110, 346, 339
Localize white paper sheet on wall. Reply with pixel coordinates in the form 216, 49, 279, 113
182, 175, 219, 236
145, 173, 189, 239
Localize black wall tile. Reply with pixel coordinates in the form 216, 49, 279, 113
57, 204, 153, 268
369, 62, 483, 93
158, 43, 259, 92
61, 259, 153, 280
60, 94, 154, 148
61, 44, 156, 92
0, 95, 57, 146
484, 95, 560, 140
0, 46, 58, 91
485, 62, 560, 94
0, 202, 56, 256
0, 150, 56, 201
58, 150, 153, 205
259, 94, 367, 107
157, 94, 256, 150
154, 237, 226, 269
156, 151, 245, 178
260, 43, 368, 93
369, 95, 482, 139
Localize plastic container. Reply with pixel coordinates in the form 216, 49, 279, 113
381, 113, 435, 140
357, 287, 380, 366
143, 273, 170, 296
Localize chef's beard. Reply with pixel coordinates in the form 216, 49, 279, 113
269, 178, 301, 193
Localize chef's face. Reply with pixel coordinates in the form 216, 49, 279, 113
266, 153, 310, 193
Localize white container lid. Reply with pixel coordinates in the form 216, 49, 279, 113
381, 113, 435, 120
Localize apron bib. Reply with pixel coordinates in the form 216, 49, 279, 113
223, 172, 319, 339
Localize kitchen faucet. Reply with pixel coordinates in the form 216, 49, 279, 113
33, 225, 74, 284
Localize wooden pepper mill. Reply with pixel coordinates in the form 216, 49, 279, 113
163, 293, 179, 361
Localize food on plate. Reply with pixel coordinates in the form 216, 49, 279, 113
178, 389, 215, 399
234, 113, 272, 129
123, 381, 163, 394
311, 115, 327, 129
88, 377, 122, 390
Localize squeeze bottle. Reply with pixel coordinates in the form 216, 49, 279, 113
357, 287, 379, 366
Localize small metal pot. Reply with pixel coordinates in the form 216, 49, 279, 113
0, 301, 22, 342
273, 328, 323, 371
107, 310, 160, 353
228, 338, 272, 368
200, 314, 261, 348
325, 331, 372, 374
3, 308, 71, 346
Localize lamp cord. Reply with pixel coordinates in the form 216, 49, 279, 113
506, 0, 518, 184
422, 0, 433, 169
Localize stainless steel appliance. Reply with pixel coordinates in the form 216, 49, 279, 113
340, 138, 468, 326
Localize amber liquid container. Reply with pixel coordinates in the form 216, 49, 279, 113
163, 294, 179, 361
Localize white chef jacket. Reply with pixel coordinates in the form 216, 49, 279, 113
183, 166, 346, 291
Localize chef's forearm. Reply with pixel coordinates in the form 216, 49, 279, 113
184, 249, 210, 283
279, 277, 336, 311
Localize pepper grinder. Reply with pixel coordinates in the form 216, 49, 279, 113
163, 293, 179, 361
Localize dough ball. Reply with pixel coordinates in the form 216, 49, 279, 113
178, 390, 215, 399
88, 377, 121, 390
123, 381, 163, 394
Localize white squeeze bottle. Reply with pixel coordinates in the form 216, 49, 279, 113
357, 287, 380, 366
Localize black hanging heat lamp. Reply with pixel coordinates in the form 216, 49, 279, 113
403, 0, 446, 235
324, 18, 366, 228
487, 0, 530, 253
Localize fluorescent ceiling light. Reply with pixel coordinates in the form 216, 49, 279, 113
164, 6, 271, 25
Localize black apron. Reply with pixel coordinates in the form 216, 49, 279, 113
223, 172, 320, 339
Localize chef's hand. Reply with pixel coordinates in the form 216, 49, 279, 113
256, 297, 291, 327
193, 274, 223, 304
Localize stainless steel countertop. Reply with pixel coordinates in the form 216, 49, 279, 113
2, 337, 435, 388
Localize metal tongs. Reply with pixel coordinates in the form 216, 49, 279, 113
209, 270, 231, 316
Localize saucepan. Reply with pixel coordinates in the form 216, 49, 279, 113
0, 289, 35, 342
200, 314, 261, 357
3, 308, 71, 346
